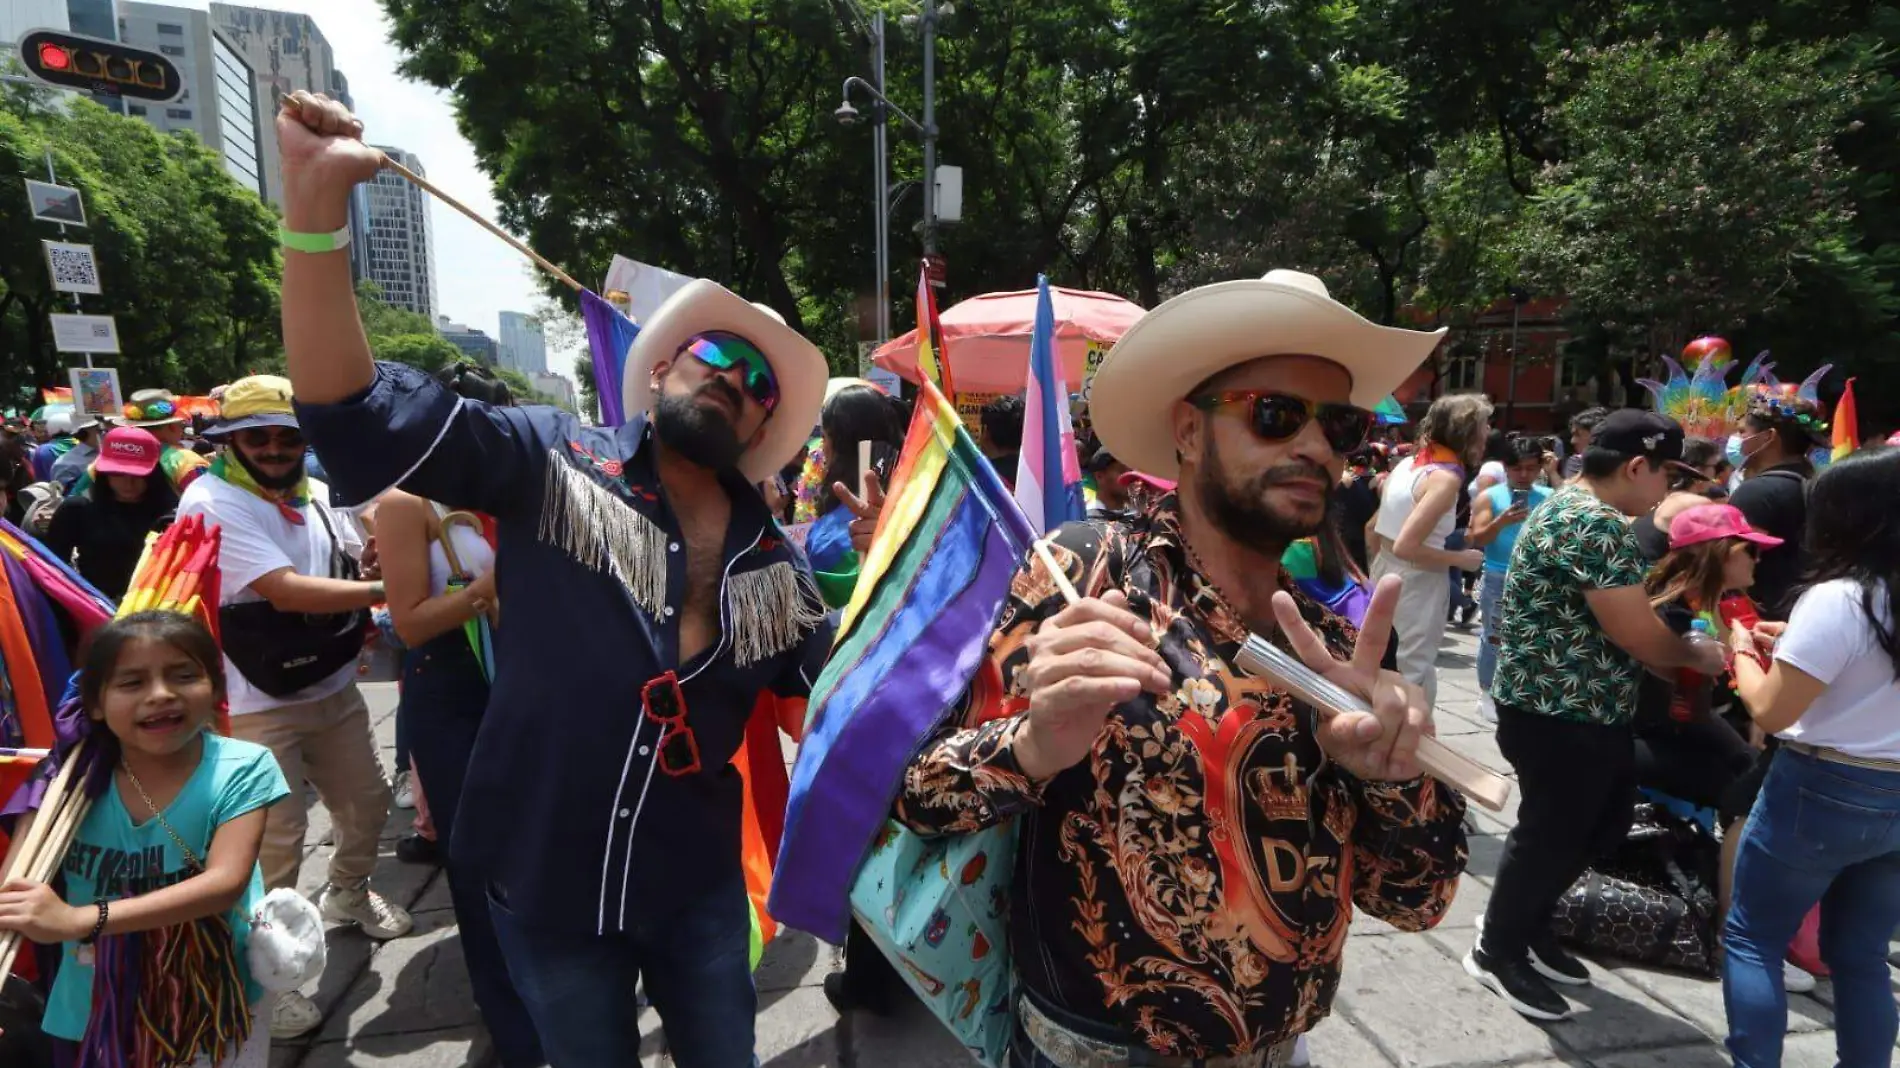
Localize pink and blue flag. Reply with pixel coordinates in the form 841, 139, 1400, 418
1014, 275, 1086, 533
580, 288, 641, 427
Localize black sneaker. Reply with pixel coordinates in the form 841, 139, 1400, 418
1464, 946, 1571, 1021
395, 833, 441, 866
822, 971, 895, 1018
1528, 933, 1593, 987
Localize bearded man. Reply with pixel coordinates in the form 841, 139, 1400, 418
272, 91, 833, 1067
892, 271, 1471, 1068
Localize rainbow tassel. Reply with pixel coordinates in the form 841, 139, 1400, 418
80, 915, 252, 1068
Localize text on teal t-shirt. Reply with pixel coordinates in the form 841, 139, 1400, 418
43, 732, 290, 1041
1480, 482, 1553, 574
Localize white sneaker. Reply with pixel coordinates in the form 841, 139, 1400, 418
1289, 1033, 1312, 1067
392, 770, 415, 810
321, 884, 414, 940
1783, 961, 1817, 993
270, 990, 323, 1039
1479, 692, 1498, 724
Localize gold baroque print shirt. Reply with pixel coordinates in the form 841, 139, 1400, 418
893, 496, 1469, 1057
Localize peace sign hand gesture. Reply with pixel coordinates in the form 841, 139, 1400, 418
1269, 574, 1433, 782
832, 471, 886, 554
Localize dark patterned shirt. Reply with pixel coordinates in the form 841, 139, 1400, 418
894, 496, 1468, 1057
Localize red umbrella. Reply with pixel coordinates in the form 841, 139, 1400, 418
872, 286, 1145, 397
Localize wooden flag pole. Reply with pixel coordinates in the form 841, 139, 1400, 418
379, 156, 586, 295
1027, 539, 1512, 812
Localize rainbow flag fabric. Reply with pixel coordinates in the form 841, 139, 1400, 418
915, 262, 954, 396
580, 288, 641, 427
1832, 377, 1859, 462
769, 378, 1035, 943
1014, 275, 1085, 533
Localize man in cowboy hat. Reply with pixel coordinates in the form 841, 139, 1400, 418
70, 388, 209, 496
891, 270, 1470, 1068
273, 90, 835, 1066
176, 374, 413, 1039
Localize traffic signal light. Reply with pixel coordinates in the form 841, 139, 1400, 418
16, 28, 183, 104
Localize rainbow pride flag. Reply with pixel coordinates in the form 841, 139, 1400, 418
915, 261, 954, 397
580, 288, 641, 427
769, 378, 1034, 943
1832, 377, 1859, 462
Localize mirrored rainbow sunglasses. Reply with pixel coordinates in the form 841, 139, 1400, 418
679, 331, 779, 413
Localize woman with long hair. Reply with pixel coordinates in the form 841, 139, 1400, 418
41, 427, 179, 600
803, 385, 903, 598
370, 364, 542, 1067
1721, 447, 1900, 1067
1368, 393, 1490, 706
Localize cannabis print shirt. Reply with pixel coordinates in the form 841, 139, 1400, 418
1491, 485, 1649, 725
893, 496, 1468, 1058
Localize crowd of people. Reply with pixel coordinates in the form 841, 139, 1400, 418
0, 87, 1892, 1068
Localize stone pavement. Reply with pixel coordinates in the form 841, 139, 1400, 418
269, 629, 1898, 1068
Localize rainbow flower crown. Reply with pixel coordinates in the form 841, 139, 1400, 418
1638, 336, 1830, 443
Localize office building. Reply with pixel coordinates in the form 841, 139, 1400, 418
498, 311, 548, 376
65, 0, 111, 38
363, 146, 438, 320
436, 318, 498, 366
206, 4, 339, 208
117, 3, 266, 198
533, 373, 576, 412
2, 0, 69, 43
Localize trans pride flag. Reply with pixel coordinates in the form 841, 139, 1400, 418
769, 378, 1036, 943
1014, 275, 1085, 533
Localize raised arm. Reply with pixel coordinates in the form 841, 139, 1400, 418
277, 91, 384, 406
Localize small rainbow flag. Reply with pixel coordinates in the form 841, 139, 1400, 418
915, 261, 954, 397
770, 377, 1034, 943
1832, 377, 1859, 462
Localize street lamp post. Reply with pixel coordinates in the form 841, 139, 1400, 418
1505, 287, 1527, 430
919, 0, 939, 258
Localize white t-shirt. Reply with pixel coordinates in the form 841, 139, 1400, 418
1469, 460, 1507, 498
177, 475, 362, 717
1772, 578, 1900, 761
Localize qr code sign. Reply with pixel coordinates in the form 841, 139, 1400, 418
43, 241, 102, 295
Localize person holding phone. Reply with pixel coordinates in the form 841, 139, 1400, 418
1466, 436, 1553, 719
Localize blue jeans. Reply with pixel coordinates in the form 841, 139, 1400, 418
487, 873, 759, 1068
1722, 749, 1900, 1067
1445, 529, 1474, 616
404, 636, 545, 1068
1476, 570, 1507, 693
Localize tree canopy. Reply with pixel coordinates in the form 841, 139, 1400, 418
381, 0, 1900, 425
0, 92, 282, 406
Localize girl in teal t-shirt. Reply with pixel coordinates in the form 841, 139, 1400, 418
0, 611, 289, 1066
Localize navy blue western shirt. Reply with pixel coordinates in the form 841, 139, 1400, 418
298, 363, 834, 935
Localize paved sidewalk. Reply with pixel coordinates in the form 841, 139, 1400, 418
271, 629, 1898, 1067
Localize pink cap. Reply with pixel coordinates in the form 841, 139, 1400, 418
95, 426, 161, 478
1117, 471, 1177, 492
1668, 503, 1784, 551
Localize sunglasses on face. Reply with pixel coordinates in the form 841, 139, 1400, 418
1189, 391, 1375, 455
641, 672, 701, 778
1731, 541, 1760, 560
680, 332, 779, 414
235, 428, 304, 450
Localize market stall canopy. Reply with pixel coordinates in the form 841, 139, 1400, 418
872, 285, 1145, 397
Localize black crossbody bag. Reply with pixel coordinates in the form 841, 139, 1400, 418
220, 500, 369, 697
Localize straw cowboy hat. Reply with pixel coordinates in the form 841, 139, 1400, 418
122, 388, 187, 428
1089, 269, 1446, 477
624, 279, 827, 483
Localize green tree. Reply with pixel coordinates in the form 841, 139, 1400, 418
0, 96, 282, 399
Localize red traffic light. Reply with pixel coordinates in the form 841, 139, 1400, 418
16, 28, 181, 104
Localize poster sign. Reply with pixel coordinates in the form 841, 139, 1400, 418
1079, 338, 1110, 403
954, 390, 1000, 436
42, 241, 102, 295
69, 366, 124, 418
50, 313, 120, 354
602, 254, 692, 325
24, 179, 86, 226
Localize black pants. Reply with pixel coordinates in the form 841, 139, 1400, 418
1482, 705, 1637, 960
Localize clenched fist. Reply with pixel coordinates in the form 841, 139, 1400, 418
277, 91, 384, 229
1012, 590, 1172, 779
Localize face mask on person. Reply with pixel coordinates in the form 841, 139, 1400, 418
1725, 433, 1746, 468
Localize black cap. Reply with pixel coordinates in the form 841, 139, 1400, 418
1589, 409, 1691, 469
1085, 445, 1119, 473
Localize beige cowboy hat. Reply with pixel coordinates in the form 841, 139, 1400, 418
122, 388, 187, 428
623, 280, 828, 483
1090, 269, 1446, 477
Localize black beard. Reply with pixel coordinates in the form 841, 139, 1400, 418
233, 444, 306, 491
653, 387, 746, 471
1195, 432, 1332, 555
